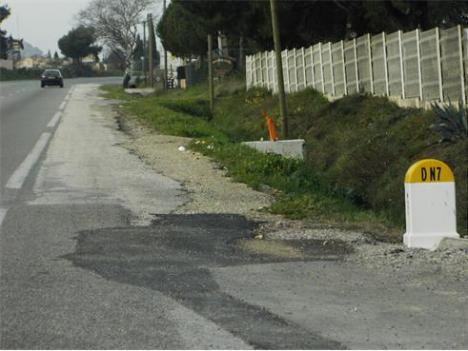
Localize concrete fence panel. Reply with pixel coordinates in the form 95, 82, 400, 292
402, 30, 421, 99
331, 41, 346, 96
296, 48, 306, 91
356, 34, 373, 93
371, 33, 389, 96
245, 25, 466, 107
344, 39, 358, 94
287, 49, 297, 93
386, 31, 404, 98
304, 46, 314, 89
440, 26, 465, 104
420, 28, 442, 101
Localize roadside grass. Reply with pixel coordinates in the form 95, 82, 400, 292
100, 81, 467, 240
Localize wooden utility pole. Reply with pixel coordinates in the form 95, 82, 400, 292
142, 20, 147, 84
163, 0, 168, 89
207, 34, 214, 114
270, 0, 288, 138
147, 14, 154, 87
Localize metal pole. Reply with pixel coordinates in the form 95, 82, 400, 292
142, 20, 147, 84
270, 0, 288, 138
163, 0, 168, 89
208, 34, 214, 114
147, 14, 154, 87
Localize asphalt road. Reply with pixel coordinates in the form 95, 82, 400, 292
0, 77, 120, 198
0, 83, 466, 349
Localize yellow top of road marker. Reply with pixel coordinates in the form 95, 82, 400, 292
405, 159, 454, 183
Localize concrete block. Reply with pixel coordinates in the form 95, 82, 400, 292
436, 237, 468, 251
124, 88, 155, 96
242, 140, 305, 160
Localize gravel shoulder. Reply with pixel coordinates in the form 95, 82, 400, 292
111, 98, 467, 281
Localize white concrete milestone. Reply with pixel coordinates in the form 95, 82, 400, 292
403, 159, 459, 250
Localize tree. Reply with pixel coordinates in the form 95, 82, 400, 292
58, 26, 102, 64
0, 5, 11, 59
78, 0, 152, 68
157, 0, 468, 58
53, 51, 59, 60
157, 1, 208, 58
103, 48, 126, 71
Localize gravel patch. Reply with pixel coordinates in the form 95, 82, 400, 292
113, 107, 467, 280
116, 114, 273, 218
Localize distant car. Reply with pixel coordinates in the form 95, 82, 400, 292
41, 69, 64, 88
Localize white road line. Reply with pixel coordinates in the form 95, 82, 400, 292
47, 111, 62, 128
0, 208, 7, 228
59, 101, 66, 111
5, 132, 52, 190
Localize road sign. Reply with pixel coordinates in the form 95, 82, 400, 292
403, 159, 459, 250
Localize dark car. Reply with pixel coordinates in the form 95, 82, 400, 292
41, 69, 64, 88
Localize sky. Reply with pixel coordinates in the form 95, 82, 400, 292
2, 0, 165, 56
1, 0, 93, 54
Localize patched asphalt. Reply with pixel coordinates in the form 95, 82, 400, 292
65, 214, 351, 349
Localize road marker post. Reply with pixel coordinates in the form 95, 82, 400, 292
403, 159, 459, 250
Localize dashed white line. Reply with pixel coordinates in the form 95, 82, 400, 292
59, 101, 66, 111
47, 111, 62, 128
0, 208, 7, 227
5, 132, 52, 190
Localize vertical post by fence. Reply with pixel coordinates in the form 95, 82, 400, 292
319, 43, 325, 93
310, 47, 316, 89
270, 0, 288, 138
284, 49, 290, 93
382, 32, 390, 96
353, 38, 359, 92
142, 20, 147, 84
457, 25, 467, 106
436, 27, 444, 102
163, 0, 168, 89
246, 56, 250, 89
302, 47, 307, 89
398, 30, 406, 99
207, 34, 214, 114
341, 40, 347, 95
416, 29, 423, 101
259, 52, 265, 88
265, 51, 270, 90
292, 48, 297, 92
367, 34, 374, 94
328, 43, 335, 96
147, 14, 154, 87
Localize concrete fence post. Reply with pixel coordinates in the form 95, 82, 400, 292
398, 30, 406, 99
435, 27, 444, 102
319, 43, 325, 93
292, 48, 297, 92
302, 47, 307, 88
416, 29, 423, 101
329, 42, 336, 96
353, 38, 359, 92
341, 40, 347, 95
284, 49, 290, 93
382, 32, 390, 96
367, 34, 374, 94
457, 25, 466, 106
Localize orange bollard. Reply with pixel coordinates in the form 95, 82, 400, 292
262, 111, 279, 141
